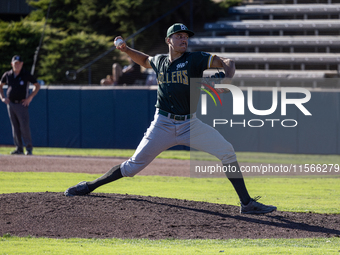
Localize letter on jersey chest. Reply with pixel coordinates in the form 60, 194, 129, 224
157, 70, 188, 85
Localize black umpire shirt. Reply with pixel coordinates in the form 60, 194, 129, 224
1, 69, 37, 103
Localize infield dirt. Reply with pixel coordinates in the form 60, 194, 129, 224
1, 154, 340, 239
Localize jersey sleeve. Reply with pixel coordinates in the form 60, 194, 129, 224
188, 52, 213, 77
149, 54, 164, 74
193, 52, 214, 74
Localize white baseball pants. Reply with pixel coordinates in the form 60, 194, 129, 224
120, 109, 237, 177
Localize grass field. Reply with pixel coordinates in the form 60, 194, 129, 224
2, 146, 340, 164
1, 147, 339, 254
1, 235, 339, 255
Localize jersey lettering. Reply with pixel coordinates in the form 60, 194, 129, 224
166, 72, 171, 83
182, 70, 188, 85
157, 72, 164, 84
176, 71, 182, 83
157, 70, 188, 85
171, 72, 176, 83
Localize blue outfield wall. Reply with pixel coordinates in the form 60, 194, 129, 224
0, 86, 158, 149
0, 86, 339, 154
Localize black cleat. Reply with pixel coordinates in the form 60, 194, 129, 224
64, 181, 90, 197
241, 196, 277, 214
11, 150, 24, 155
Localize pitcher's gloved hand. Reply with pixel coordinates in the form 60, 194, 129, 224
211, 72, 225, 79
211, 72, 230, 93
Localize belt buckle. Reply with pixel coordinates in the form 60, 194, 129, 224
175, 115, 186, 121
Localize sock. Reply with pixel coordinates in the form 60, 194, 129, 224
224, 161, 251, 205
86, 164, 123, 192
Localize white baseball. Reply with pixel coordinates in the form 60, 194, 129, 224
115, 39, 124, 47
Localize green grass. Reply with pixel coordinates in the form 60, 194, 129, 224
1, 172, 339, 214
1, 235, 339, 255
0, 146, 190, 160
2, 146, 340, 164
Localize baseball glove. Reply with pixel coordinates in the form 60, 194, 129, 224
210, 71, 225, 79
210, 72, 230, 94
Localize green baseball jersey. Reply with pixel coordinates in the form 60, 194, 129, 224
149, 52, 214, 115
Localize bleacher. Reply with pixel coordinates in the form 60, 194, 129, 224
205, 20, 340, 36
208, 52, 340, 68
228, 4, 340, 19
191, 1, 340, 86
189, 36, 340, 52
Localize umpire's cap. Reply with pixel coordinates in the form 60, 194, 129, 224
166, 23, 194, 38
11, 55, 23, 63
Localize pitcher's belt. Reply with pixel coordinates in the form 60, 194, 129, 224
158, 109, 193, 121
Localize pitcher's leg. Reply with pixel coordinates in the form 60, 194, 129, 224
187, 118, 250, 204
87, 164, 123, 192
120, 115, 176, 177
187, 118, 236, 164
223, 161, 251, 205
65, 113, 177, 196
64, 132, 171, 196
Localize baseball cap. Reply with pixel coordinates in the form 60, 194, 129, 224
166, 23, 194, 38
11, 55, 23, 63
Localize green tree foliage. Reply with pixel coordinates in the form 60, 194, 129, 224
0, 21, 41, 74
27, 0, 80, 33
27, 0, 236, 52
39, 31, 114, 84
0, 19, 115, 84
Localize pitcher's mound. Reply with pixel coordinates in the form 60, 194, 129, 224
1, 192, 339, 239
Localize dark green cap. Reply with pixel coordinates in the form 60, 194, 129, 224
166, 23, 194, 38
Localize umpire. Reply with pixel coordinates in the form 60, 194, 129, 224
0, 55, 40, 155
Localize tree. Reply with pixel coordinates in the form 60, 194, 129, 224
0, 20, 118, 84
0, 20, 41, 74
27, 0, 237, 52
39, 31, 115, 84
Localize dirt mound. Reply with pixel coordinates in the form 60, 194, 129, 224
1, 192, 339, 239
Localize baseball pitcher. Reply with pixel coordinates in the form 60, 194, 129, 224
65, 23, 276, 214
